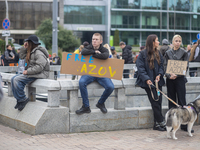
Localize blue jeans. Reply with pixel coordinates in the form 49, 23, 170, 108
11, 74, 36, 102
79, 75, 114, 107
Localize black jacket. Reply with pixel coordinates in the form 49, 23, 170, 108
122, 45, 133, 64
164, 48, 188, 78
4, 49, 16, 65
50, 56, 61, 65
136, 49, 165, 88
160, 45, 171, 56
81, 44, 109, 60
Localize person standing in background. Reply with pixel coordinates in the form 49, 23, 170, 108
119, 41, 133, 78
160, 39, 171, 57
111, 46, 120, 59
50, 53, 61, 80
103, 44, 113, 58
4, 44, 16, 66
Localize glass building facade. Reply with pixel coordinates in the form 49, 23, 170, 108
111, 0, 200, 46
0, 1, 52, 44
1, 0, 200, 46
64, 6, 105, 25
63, 0, 108, 44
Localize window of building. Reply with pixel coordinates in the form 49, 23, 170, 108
111, 0, 140, 9
0, 2, 52, 30
141, 0, 161, 10
142, 12, 160, 29
191, 14, 200, 30
191, 0, 200, 13
162, 13, 167, 29
64, 6, 105, 24
169, 13, 190, 30
111, 11, 140, 28
142, 31, 160, 45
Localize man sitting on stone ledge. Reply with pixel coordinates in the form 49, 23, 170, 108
76, 33, 114, 115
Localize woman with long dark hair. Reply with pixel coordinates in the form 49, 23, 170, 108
136, 34, 166, 131
11, 35, 50, 111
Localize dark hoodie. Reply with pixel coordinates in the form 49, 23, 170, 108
122, 45, 133, 64
81, 44, 109, 60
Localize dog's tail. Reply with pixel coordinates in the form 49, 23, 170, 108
165, 110, 176, 127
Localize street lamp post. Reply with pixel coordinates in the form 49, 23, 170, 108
52, 0, 58, 55
5, 0, 9, 45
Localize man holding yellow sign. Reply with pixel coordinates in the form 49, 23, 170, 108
75, 33, 114, 115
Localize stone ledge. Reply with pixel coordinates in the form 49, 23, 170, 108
0, 96, 69, 135
69, 106, 168, 133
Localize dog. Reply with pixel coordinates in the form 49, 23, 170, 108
165, 98, 200, 140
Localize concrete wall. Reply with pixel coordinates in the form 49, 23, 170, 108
0, 72, 200, 134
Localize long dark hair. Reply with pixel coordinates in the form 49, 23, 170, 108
145, 34, 160, 69
26, 41, 38, 63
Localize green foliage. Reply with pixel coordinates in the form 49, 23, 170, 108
0, 39, 5, 54
35, 18, 80, 52
35, 19, 53, 50
113, 29, 120, 46
0, 39, 14, 54
58, 26, 80, 52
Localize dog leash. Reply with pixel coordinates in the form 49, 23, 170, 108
150, 83, 180, 107
148, 82, 159, 101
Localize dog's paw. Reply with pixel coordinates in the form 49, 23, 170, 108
167, 135, 171, 139
189, 133, 193, 137
172, 136, 178, 140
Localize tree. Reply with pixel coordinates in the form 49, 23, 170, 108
113, 29, 120, 46
58, 27, 80, 52
35, 19, 80, 51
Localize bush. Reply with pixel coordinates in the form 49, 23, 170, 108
113, 30, 120, 46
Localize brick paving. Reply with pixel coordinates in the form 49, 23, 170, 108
0, 124, 200, 150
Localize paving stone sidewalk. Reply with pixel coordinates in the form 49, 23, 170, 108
0, 124, 200, 150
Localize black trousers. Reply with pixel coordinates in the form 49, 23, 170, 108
123, 70, 129, 78
145, 86, 164, 123
166, 76, 187, 129
166, 77, 186, 109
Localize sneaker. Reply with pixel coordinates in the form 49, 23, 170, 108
96, 103, 107, 113
153, 122, 166, 131
75, 105, 91, 115
18, 98, 30, 111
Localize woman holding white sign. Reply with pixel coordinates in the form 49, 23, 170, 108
163, 34, 191, 132
136, 34, 166, 131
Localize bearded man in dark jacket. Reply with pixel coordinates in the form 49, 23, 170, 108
76, 33, 114, 115
119, 41, 133, 78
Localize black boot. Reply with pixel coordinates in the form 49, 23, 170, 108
96, 102, 107, 113
153, 121, 166, 131
76, 105, 91, 115
14, 102, 21, 109
18, 98, 30, 111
